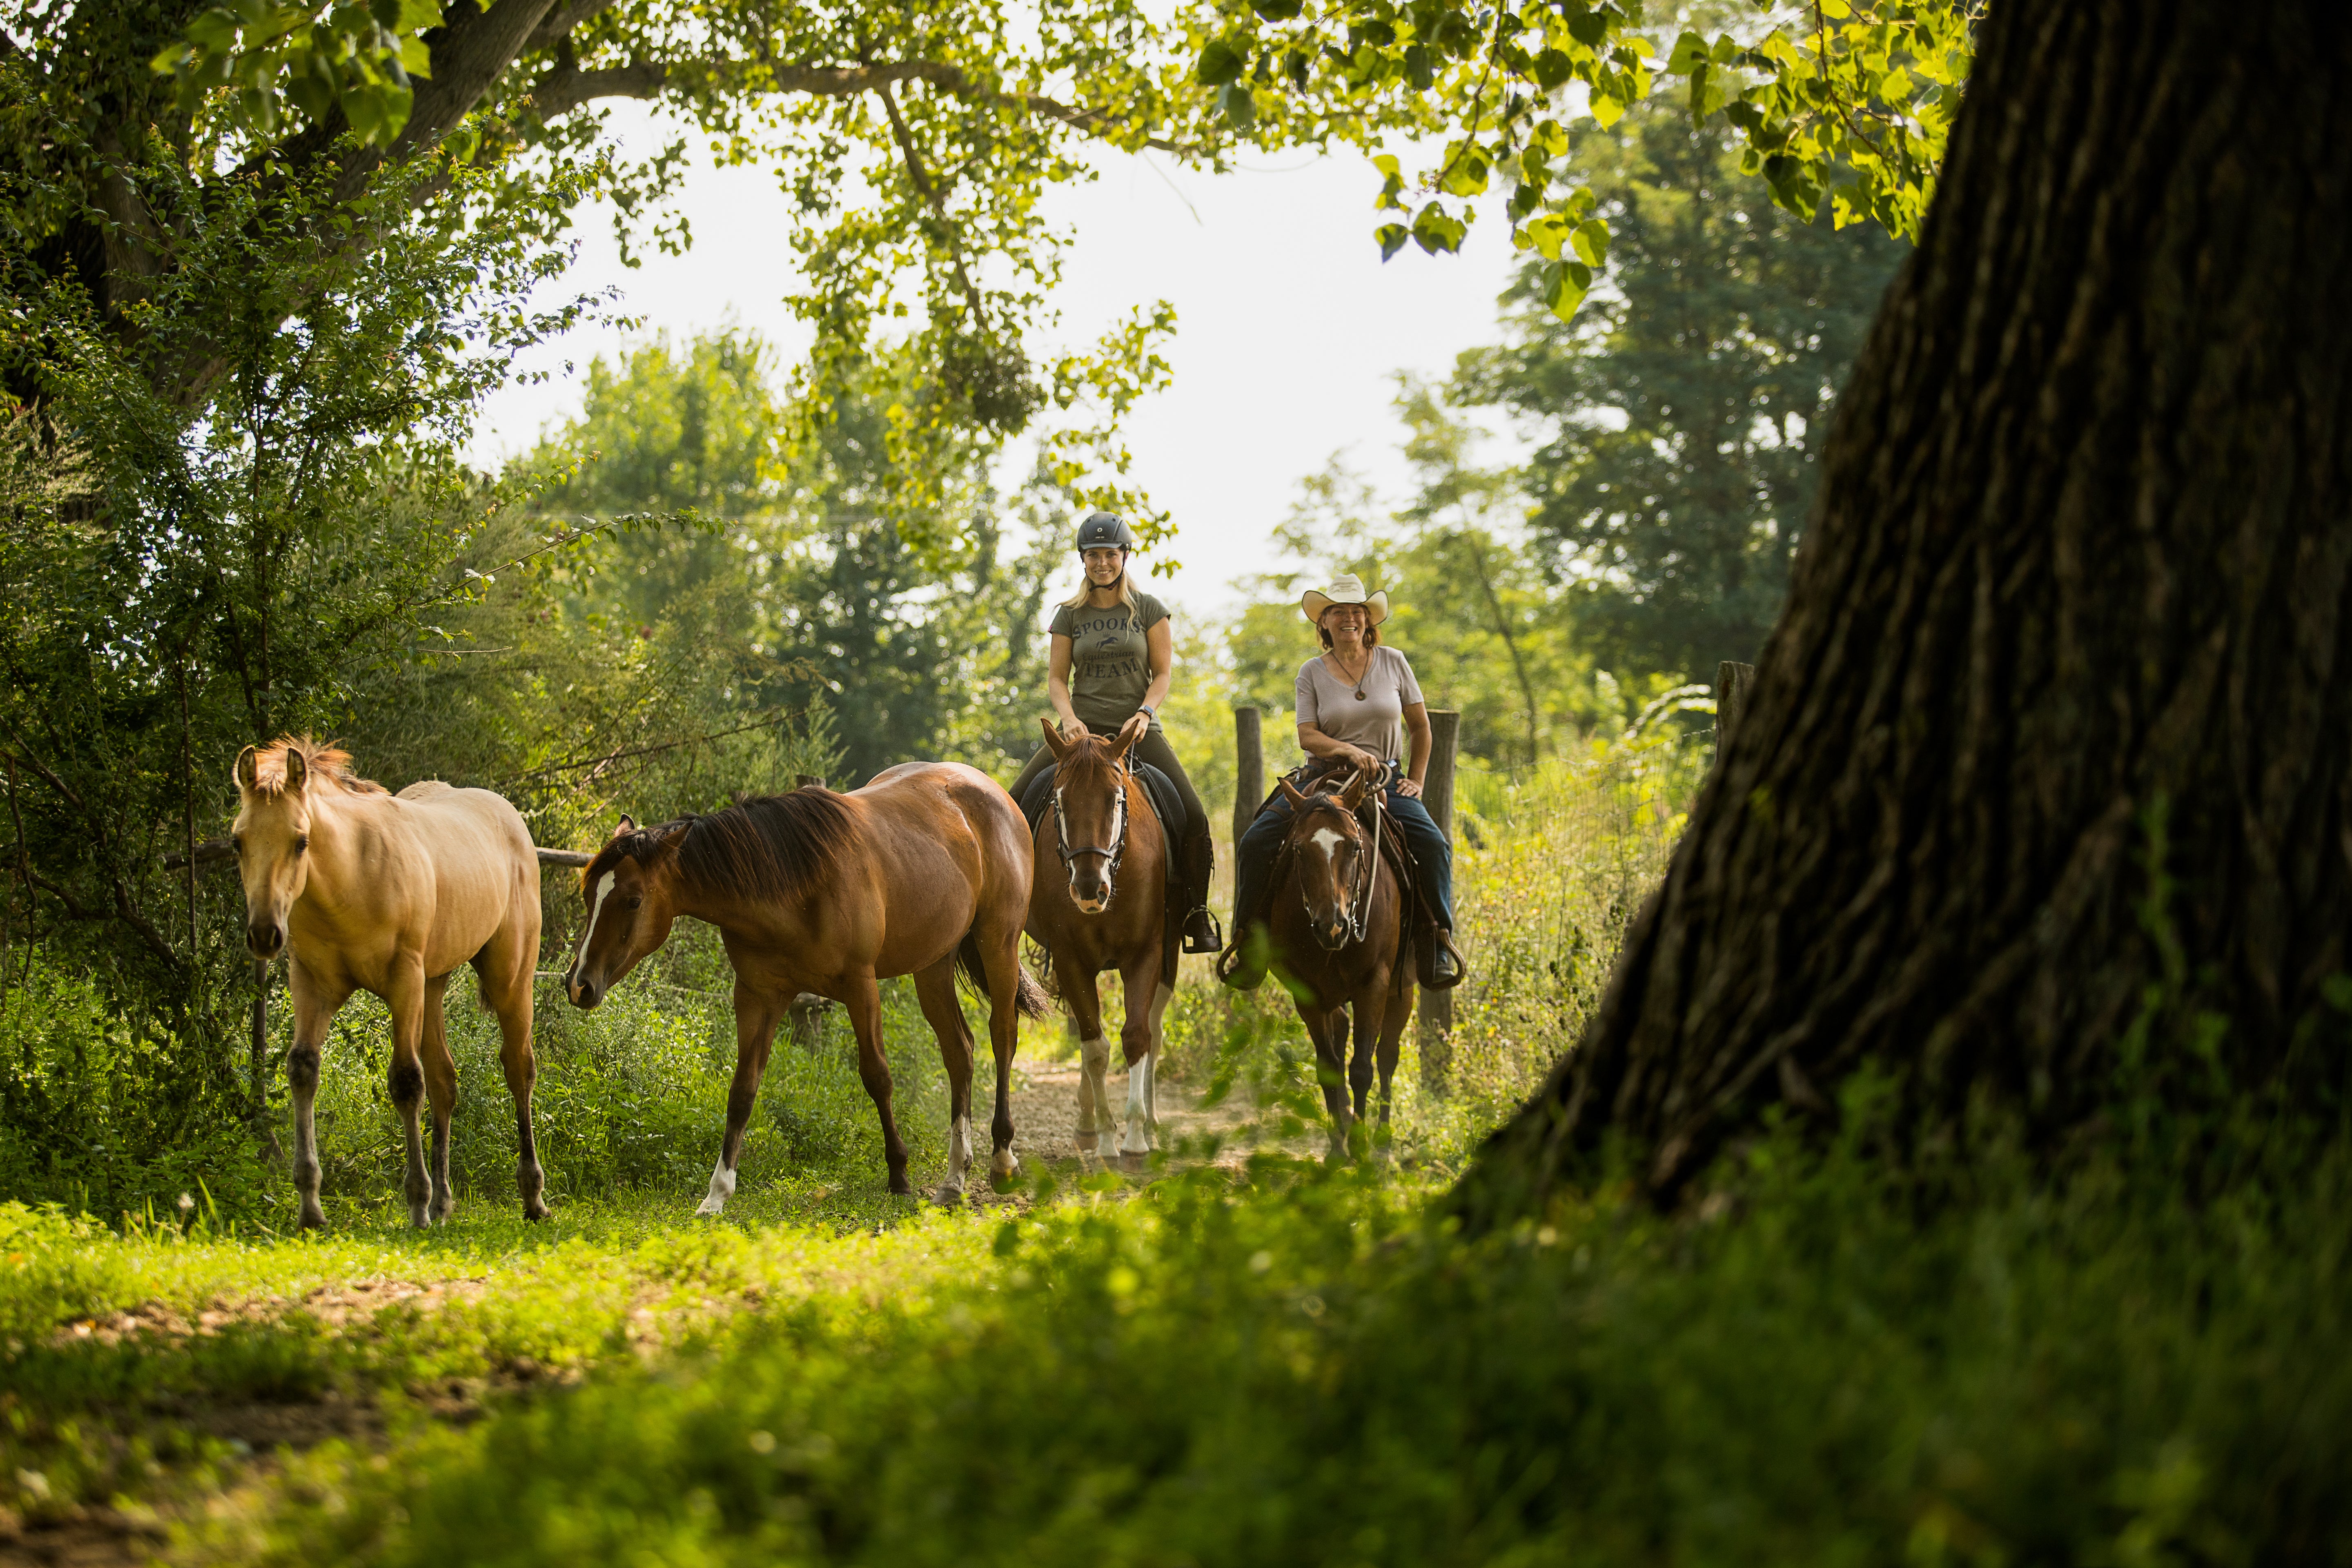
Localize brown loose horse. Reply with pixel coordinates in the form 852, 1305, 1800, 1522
1263, 771, 1414, 1160
563, 762, 1047, 1207
1023, 722, 1177, 1160
232, 739, 545, 1229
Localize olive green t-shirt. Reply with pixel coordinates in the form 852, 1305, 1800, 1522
1051, 592, 1168, 731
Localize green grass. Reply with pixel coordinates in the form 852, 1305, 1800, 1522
7, 1101, 2349, 1566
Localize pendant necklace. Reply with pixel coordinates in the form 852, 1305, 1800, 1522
1334, 648, 1371, 700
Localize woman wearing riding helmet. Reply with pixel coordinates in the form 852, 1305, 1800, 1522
1007, 511, 1223, 953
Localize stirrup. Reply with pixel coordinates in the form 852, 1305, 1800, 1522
1183, 906, 1223, 954
1418, 927, 1467, 991
1215, 939, 1265, 991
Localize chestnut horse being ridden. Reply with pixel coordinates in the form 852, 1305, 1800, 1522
1024, 722, 1177, 1160
564, 762, 1048, 1207
232, 739, 545, 1230
1264, 771, 1414, 1160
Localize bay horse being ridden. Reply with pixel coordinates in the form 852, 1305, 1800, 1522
1024, 721, 1177, 1160
563, 762, 1047, 1207
1265, 769, 1414, 1160
232, 739, 545, 1230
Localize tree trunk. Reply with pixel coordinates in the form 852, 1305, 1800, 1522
1460, 0, 2352, 1218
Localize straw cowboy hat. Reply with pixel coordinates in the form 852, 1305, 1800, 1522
1300, 574, 1390, 626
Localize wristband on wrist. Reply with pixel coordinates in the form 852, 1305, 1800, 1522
1137, 705, 1156, 720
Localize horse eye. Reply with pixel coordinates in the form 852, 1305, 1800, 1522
294, 835, 309, 854
626, 895, 643, 910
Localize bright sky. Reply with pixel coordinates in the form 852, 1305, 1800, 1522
472, 107, 1530, 620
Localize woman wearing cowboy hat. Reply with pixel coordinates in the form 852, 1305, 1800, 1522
1222, 575, 1462, 989
1007, 510, 1223, 953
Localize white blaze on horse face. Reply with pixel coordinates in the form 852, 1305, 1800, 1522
577, 871, 617, 976
695, 1155, 736, 1216
1310, 826, 1347, 861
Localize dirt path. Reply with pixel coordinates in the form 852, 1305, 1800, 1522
1005, 1061, 1305, 1174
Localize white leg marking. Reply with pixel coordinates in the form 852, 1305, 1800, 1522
1121, 1048, 1154, 1156
934, 1114, 973, 1203
1078, 1035, 1111, 1153
695, 1155, 736, 1216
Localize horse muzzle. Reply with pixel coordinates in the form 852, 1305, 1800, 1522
1314, 914, 1350, 951
566, 969, 603, 1009
246, 920, 286, 960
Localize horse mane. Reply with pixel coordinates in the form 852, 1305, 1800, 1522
247, 736, 389, 799
584, 788, 859, 905
1052, 734, 1130, 786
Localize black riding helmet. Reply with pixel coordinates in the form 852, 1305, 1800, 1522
1074, 510, 1135, 553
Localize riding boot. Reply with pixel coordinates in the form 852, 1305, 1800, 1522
1184, 906, 1223, 954
1416, 916, 1466, 990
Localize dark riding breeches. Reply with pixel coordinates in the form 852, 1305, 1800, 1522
1011, 728, 1215, 915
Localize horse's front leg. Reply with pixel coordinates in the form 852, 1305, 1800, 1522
419, 973, 459, 1224
699, 982, 787, 1216
1301, 1001, 1354, 1164
385, 958, 432, 1229
1058, 955, 1114, 1160
911, 955, 976, 1205
1345, 972, 1387, 1162
285, 960, 352, 1231
1115, 958, 1162, 1160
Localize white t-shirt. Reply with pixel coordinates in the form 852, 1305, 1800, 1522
1294, 646, 1424, 763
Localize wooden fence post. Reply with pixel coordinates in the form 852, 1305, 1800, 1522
1715, 661, 1755, 754
1418, 708, 1461, 1093
1232, 705, 1263, 851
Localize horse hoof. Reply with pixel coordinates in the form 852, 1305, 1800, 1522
298, 1205, 327, 1232
889, 1175, 913, 1196
1075, 1131, 1100, 1153
990, 1152, 1021, 1189
694, 1197, 726, 1217
523, 1200, 550, 1223
932, 1184, 967, 1207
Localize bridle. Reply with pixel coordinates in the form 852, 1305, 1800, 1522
1053, 755, 1131, 902
1293, 787, 1381, 946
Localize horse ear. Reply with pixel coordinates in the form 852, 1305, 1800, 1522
612, 815, 636, 840
1105, 731, 1136, 767
282, 747, 308, 794
1278, 777, 1311, 809
233, 745, 258, 793
1040, 718, 1070, 759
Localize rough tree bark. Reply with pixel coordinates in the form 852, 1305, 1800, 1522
1461, 0, 2352, 1218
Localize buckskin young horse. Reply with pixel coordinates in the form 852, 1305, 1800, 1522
1264, 769, 1414, 1160
1024, 722, 1177, 1161
564, 763, 1047, 1207
232, 739, 545, 1229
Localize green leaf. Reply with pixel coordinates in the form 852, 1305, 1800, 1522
1591, 94, 1624, 129
1219, 80, 1257, 130
399, 34, 431, 76
1250, 0, 1304, 16
1566, 10, 1607, 47
1540, 258, 1591, 321
1375, 222, 1410, 261
1196, 39, 1246, 87
1664, 30, 1710, 74
1404, 44, 1435, 90
1410, 201, 1466, 255
1530, 48, 1573, 89
1570, 216, 1608, 268
1523, 213, 1568, 261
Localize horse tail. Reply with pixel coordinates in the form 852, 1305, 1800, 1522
958, 929, 1052, 1019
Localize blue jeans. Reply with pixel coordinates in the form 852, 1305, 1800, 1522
1232, 779, 1454, 941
